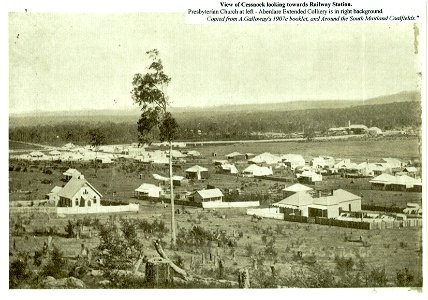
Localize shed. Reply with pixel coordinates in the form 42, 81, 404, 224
185, 165, 209, 180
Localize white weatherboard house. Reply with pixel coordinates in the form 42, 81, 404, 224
281, 154, 306, 170
273, 189, 361, 219
135, 183, 163, 199
194, 188, 224, 203
248, 152, 281, 165
57, 177, 102, 207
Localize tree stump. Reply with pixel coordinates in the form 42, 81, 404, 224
145, 257, 173, 288
238, 269, 250, 288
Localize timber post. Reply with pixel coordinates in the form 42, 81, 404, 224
145, 257, 173, 288
238, 269, 250, 288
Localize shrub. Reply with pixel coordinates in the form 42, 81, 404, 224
396, 268, 416, 287
41, 246, 69, 278
10, 252, 32, 288
334, 256, 354, 274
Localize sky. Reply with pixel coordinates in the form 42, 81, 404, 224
8, 13, 421, 113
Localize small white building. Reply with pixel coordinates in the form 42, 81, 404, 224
248, 152, 281, 165
185, 165, 209, 180
281, 154, 306, 170
194, 188, 224, 203
219, 163, 239, 174
242, 164, 273, 177
134, 183, 163, 199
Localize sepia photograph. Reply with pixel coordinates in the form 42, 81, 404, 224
4, 1, 426, 295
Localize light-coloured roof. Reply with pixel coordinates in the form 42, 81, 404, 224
282, 183, 313, 192
49, 150, 61, 155
152, 174, 169, 181
196, 188, 224, 199
404, 167, 417, 172
226, 152, 244, 158
313, 189, 360, 206
47, 186, 63, 195
135, 183, 162, 193
370, 173, 396, 184
58, 178, 102, 199
62, 168, 82, 177
273, 192, 314, 207
29, 151, 44, 157
249, 152, 281, 164
185, 165, 208, 172
172, 175, 185, 181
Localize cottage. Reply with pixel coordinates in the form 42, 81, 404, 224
185, 165, 209, 180
63, 168, 82, 181
370, 174, 421, 191
194, 188, 224, 203
219, 163, 239, 174
281, 154, 306, 170
134, 183, 163, 199
310, 156, 335, 170
381, 158, 403, 169
273, 189, 361, 219
248, 152, 281, 165
57, 177, 102, 207
309, 189, 361, 218
242, 164, 273, 177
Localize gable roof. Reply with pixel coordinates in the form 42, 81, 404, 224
196, 188, 224, 199
185, 165, 208, 172
282, 183, 313, 192
226, 152, 244, 158
249, 152, 281, 164
370, 173, 396, 184
273, 192, 314, 207
313, 189, 360, 206
63, 168, 82, 177
135, 183, 162, 193
57, 178, 102, 199
49, 186, 63, 194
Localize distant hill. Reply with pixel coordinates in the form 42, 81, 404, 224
9, 90, 420, 127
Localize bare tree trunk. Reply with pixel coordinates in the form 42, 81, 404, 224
169, 141, 176, 247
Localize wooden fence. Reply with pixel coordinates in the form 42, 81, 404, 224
203, 201, 260, 209
246, 208, 284, 219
